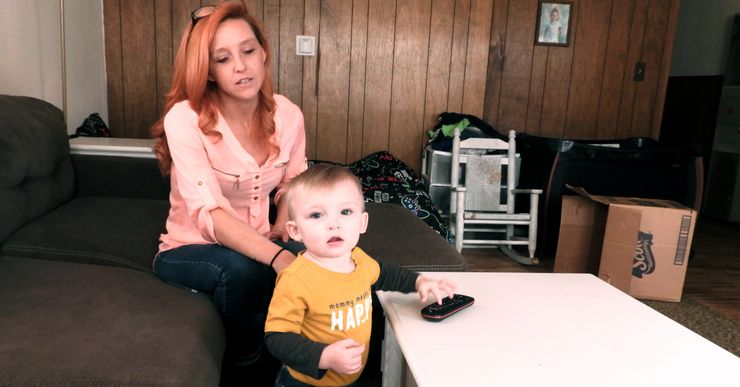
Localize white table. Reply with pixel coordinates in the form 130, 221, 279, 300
377, 272, 740, 387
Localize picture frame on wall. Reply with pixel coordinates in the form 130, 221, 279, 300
535, 1, 573, 47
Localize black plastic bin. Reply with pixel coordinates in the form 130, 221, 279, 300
515, 133, 704, 260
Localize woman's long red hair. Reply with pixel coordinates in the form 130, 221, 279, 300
151, 0, 277, 174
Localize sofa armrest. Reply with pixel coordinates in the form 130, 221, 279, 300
72, 154, 170, 199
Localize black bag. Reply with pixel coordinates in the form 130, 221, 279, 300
428, 112, 505, 151
75, 113, 110, 137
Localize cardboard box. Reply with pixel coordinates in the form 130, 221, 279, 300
554, 186, 696, 302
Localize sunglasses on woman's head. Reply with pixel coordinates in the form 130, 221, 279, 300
191, 1, 245, 26
191, 5, 216, 26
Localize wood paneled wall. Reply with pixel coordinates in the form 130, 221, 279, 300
103, 0, 679, 172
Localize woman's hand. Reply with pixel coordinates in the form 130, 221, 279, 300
267, 222, 290, 242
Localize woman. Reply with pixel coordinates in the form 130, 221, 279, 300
150, 0, 306, 382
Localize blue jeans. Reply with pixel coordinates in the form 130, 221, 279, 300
274, 365, 358, 387
154, 240, 303, 365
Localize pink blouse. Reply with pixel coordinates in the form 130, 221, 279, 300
158, 94, 307, 253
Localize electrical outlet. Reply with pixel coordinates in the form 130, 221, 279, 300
634, 62, 646, 82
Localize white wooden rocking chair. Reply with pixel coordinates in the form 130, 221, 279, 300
449, 128, 542, 265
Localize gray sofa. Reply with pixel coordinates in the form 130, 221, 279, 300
0, 95, 465, 386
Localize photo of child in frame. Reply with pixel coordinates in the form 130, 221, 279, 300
536, 1, 572, 46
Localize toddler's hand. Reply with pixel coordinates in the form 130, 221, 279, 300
416, 276, 456, 305
319, 338, 365, 375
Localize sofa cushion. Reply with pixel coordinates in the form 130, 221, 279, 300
360, 202, 466, 271
1, 197, 169, 272
0, 95, 74, 243
0, 256, 224, 387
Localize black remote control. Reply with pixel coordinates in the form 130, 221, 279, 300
420, 294, 474, 322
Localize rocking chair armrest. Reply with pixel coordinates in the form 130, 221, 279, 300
511, 188, 543, 195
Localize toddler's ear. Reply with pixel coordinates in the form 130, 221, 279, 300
359, 211, 369, 234
285, 220, 302, 242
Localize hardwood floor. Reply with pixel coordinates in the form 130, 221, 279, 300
461, 216, 740, 323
